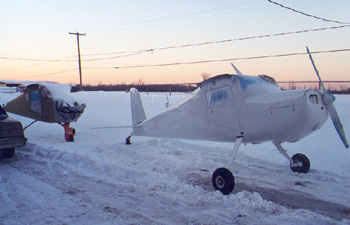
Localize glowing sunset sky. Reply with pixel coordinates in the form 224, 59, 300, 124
1, 0, 349, 85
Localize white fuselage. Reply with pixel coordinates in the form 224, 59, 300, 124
133, 74, 328, 144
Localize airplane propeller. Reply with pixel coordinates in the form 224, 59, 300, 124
306, 46, 349, 148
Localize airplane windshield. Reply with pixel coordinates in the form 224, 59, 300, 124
237, 75, 281, 97
40, 86, 51, 98
258, 75, 277, 84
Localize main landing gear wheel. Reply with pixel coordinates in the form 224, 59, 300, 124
290, 153, 310, 173
212, 167, 235, 195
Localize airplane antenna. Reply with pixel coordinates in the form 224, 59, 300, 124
231, 63, 242, 75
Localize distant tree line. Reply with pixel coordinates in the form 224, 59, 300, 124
71, 84, 197, 93
71, 81, 350, 94
278, 81, 350, 94
329, 89, 350, 94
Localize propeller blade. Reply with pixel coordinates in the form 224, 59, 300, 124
306, 46, 349, 149
326, 102, 349, 148
306, 46, 327, 92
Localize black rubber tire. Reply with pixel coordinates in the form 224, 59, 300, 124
1, 148, 15, 158
212, 167, 235, 195
67, 135, 74, 142
291, 153, 310, 173
125, 136, 131, 145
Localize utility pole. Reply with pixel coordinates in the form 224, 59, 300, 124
69, 31, 86, 91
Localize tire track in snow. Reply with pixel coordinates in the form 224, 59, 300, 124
6, 146, 172, 224
130, 138, 350, 221
235, 181, 350, 221
3, 140, 349, 224
0, 159, 92, 224
4, 144, 221, 224
179, 160, 350, 221
159, 139, 350, 221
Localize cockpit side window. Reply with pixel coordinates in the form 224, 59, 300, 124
309, 94, 319, 104
206, 86, 233, 108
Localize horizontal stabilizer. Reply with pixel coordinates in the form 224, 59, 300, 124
130, 88, 146, 125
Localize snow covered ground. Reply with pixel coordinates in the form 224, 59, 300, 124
0, 89, 349, 224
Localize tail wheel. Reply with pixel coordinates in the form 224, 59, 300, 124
212, 167, 235, 195
291, 153, 310, 173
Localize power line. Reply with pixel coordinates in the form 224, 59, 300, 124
114, 48, 350, 69
78, 1, 260, 32
1, 25, 349, 64
9, 48, 350, 79
267, 0, 350, 25
82, 51, 152, 62
80, 25, 350, 60
14, 68, 78, 79
0, 55, 75, 62
141, 25, 350, 52
0, 56, 77, 72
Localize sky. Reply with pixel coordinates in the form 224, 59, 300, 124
1, 0, 350, 85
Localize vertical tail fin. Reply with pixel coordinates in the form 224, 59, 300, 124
130, 88, 146, 125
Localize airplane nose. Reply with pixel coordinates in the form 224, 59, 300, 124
55, 99, 86, 123
305, 91, 328, 131
306, 46, 348, 148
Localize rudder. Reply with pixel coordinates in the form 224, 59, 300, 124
130, 88, 146, 125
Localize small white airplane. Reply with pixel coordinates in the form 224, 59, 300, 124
127, 47, 348, 195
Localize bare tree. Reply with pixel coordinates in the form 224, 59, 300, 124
201, 73, 211, 81
133, 78, 145, 85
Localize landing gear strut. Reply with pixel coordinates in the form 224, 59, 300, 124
212, 136, 243, 195
62, 123, 75, 142
273, 142, 310, 173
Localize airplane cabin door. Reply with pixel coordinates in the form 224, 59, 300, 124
206, 85, 241, 130
30, 90, 42, 116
